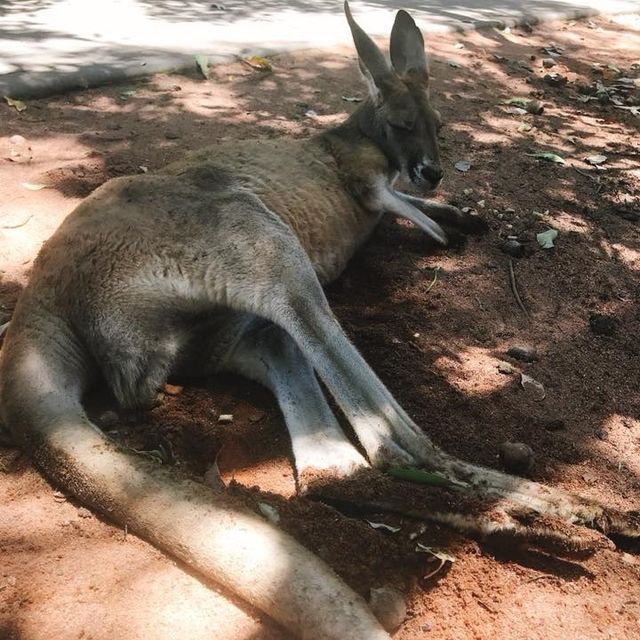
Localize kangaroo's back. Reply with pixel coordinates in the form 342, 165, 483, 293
163, 135, 385, 283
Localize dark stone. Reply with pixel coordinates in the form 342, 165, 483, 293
499, 442, 534, 474
506, 345, 538, 362
501, 239, 525, 257
543, 72, 567, 86
589, 313, 618, 336
544, 419, 566, 432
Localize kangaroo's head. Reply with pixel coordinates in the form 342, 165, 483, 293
345, 2, 442, 191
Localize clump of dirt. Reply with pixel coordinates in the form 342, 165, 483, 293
1, 14, 640, 640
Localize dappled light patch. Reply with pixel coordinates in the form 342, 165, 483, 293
593, 413, 640, 476
602, 240, 640, 270
432, 345, 517, 397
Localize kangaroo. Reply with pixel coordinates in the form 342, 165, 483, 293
0, 3, 637, 639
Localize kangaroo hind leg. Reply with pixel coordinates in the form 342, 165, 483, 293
262, 274, 640, 540
219, 317, 369, 492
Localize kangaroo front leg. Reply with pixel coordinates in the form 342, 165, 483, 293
395, 192, 488, 234
219, 318, 369, 491
377, 188, 449, 245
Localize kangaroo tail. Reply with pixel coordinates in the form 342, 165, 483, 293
0, 333, 390, 640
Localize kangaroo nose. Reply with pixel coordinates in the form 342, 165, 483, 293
421, 165, 443, 186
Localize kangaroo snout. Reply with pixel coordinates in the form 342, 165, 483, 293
411, 161, 443, 190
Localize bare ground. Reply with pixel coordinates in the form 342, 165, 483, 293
1, 13, 640, 640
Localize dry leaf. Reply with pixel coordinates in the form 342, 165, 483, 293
5, 97, 26, 112
415, 543, 456, 563
526, 152, 565, 165
366, 521, 401, 533
585, 154, 607, 166
195, 54, 209, 79
520, 373, 546, 399
21, 182, 46, 191
536, 228, 558, 249
243, 56, 272, 72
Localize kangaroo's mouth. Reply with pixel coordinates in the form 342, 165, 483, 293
410, 162, 443, 191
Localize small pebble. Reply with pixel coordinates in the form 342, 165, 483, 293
369, 586, 408, 632
497, 361, 515, 374
77, 507, 93, 519
542, 57, 556, 68
499, 442, 534, 474
9, 134, 26, 145
501, 239, 524, 258
544, 419, 565, 432
258, 502, 281, 525
506, 345, 538, 362
543, 72, 568, 86
525, 99, 544, 115
163, 383, 183, 396
164, 130, 181, 139
589, 313, 618, 336
218, 414, 234, 424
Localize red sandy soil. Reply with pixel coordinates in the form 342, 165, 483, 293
1, 13, 639, 640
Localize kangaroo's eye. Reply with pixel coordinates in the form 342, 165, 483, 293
387, 116, 415, 131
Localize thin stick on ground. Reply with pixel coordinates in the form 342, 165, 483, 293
572, 165, 600, 182
508, 259, 530, 319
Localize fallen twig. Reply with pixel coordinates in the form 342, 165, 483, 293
508, 259, 529, 319
1, 215, 33, 229
425, 266, 440, 293
572, 166, 600, 183
421, 558, 446, 580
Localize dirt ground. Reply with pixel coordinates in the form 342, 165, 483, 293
1, 12, 640, 640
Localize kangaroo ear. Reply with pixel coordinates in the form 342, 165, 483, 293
344, 0, 393, 92
390, 10, 428, 79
